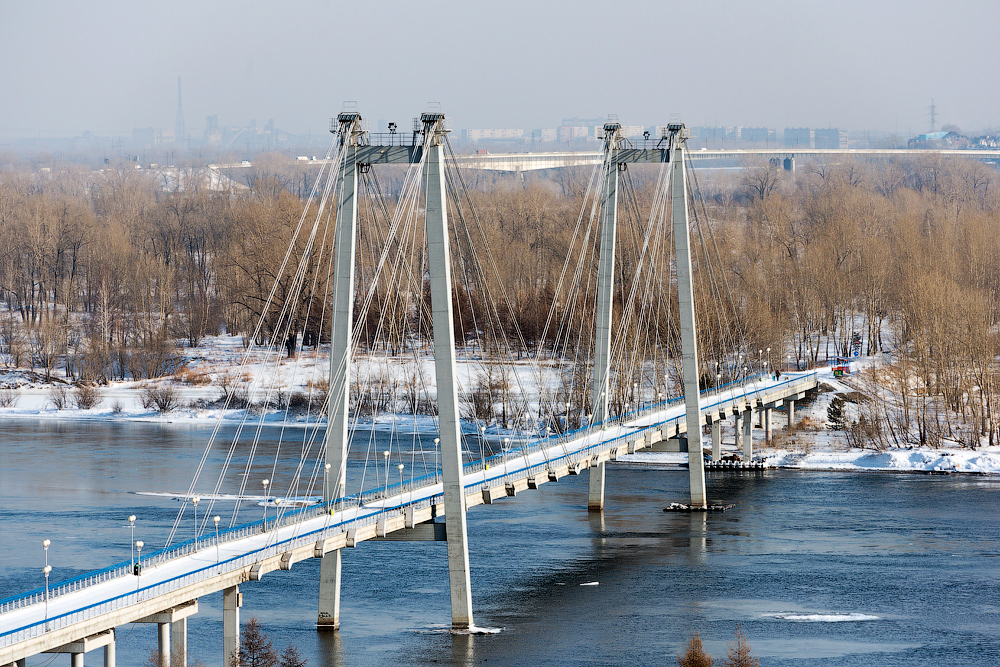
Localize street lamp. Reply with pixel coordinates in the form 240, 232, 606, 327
135, 541, 144, 582
191, 497, 200, 544
479, 426, 486, 462
324, 463, 332, 503
128, 515, 136, 571
261, 479, 269, 528
433, 438, 440, 480
43, 564, 51, 629
397, 463, 404, 490
42, 539, 50, 569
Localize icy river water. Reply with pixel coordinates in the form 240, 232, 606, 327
2, 420, 999, 666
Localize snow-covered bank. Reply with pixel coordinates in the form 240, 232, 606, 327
4, 335, 999, 476
624, 448, 1000, 475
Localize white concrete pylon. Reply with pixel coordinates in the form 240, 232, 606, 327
319, 111, 362, 631
670, 128, 707, 508
588, 121, 622, 513
422, 113, 474, 630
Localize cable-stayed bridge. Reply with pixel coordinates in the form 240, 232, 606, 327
2, 113, 820, 667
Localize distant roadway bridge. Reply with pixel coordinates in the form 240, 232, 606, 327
212, 147, 1000, 174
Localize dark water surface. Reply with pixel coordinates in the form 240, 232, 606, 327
2, 420, 1000, 665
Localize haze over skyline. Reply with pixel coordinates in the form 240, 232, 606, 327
2, 0, 997, 140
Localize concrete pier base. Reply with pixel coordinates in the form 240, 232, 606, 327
317, 549, 342, 630
223, 585, 241, 667
788, 400, 795, 427
711, 418, 721, 461
587, 461, 606, 511
742, 409, 753, 458
157, 623, 169, 667
170, 617, 187, 666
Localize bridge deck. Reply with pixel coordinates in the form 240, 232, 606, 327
0, 372, 816, 663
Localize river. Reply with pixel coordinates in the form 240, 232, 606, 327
1, 420, 999, 665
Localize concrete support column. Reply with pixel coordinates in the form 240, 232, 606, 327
424, 116, 474, 630
670, 131, 707, 508
320, 113, 362, 631
733, 411, 743, 449
317, 549, 342, 630
157, 622, 170, 667
105, 636, 116, 667
742, 408, 753, 458
711, 418, 722, 461
787, 400, 795, 427
223, 585, 241, 667
588, 122, 620, 513
71, 654, 83, 667
587, 461, 606, 511
171, 616, 187, 666
764, 408, 772, 442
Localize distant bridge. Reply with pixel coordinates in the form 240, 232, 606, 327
211, 147, 1000, 175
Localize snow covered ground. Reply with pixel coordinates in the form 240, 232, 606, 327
622, 364, 1000, 475
2, 334, 999, 475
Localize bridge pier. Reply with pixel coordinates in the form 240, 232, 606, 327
223, 585, 241, 666
587, 461, 606, 511
742, 408, 753, 458
171, 616, 187, 666
787, 400, 795, 426
711, 417, 722, 461
157, 623, 169, 667
764, 407, 773, 442
42, 630, 115, 667
317, 550, 342, 630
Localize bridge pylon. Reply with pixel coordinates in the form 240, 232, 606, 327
668, 124, 708, 508
318, 110, 364, 631
422, 112, 476, 630
588, 120, 625, 512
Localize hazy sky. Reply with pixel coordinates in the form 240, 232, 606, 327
2, 0, 997, 139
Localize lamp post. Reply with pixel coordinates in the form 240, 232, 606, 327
397, 463, 404, 492
261, 479, 269, 528
135, 541, 144, 585
213, 516, 221, 570
433, 438, 440, 482
128, 515, 136, 571
324, 463, 331, 504
479, 426, 486, 462
42, 538, 50, 569
191, 497, 199, 544
43, 564, 51, 630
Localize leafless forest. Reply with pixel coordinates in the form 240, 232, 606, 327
0, 153, 998, 448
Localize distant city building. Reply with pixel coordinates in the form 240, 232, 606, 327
534, 128, 558, 142
783, 127, 813, 148
462, 128, 525, 143
558, 125, 592, 143
740, 127, 773, 144
814, 128, 846, 149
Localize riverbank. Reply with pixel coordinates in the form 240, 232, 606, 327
3, 334, 997, 475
